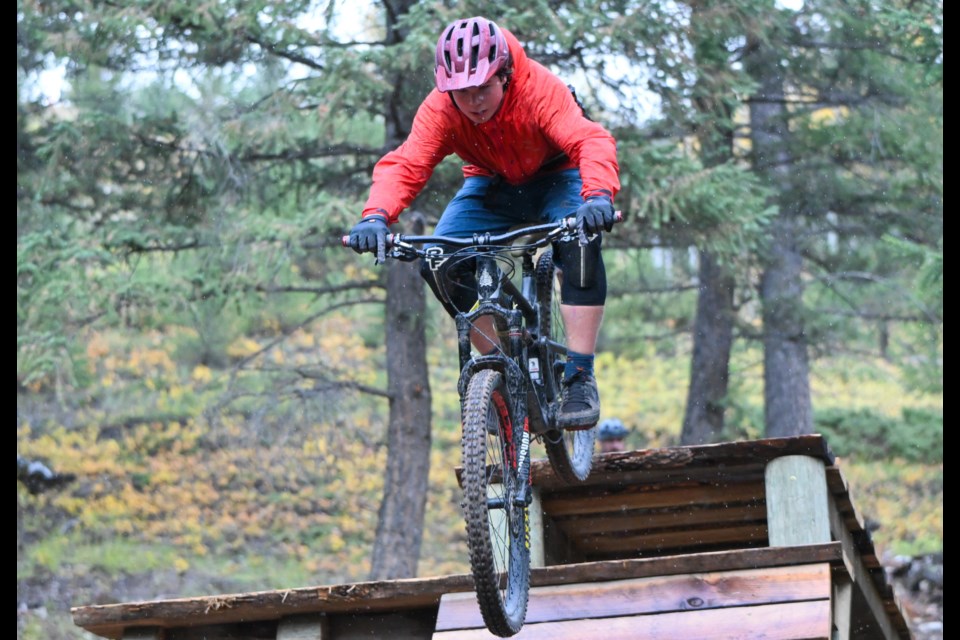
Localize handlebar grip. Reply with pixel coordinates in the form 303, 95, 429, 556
340, 234, 397, 249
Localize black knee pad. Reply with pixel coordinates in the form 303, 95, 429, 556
419, 246, 479, 319
554, 235, 607, 306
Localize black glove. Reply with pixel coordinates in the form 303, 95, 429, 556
576, 195, 617, 235
348, 213, 389, 263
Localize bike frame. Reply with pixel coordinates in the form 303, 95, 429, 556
453, 250, 545, 509
381, 220, 580, 508
454, 248, 564, 438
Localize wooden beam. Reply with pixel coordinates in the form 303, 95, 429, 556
826, 492, 906, 640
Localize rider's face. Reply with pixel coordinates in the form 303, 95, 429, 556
451, 76, 505, 124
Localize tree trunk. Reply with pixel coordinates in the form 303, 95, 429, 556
681, 251, 734, 445
368, 0, 433, 580
369, 212, 432, 579
680, 1, 737, 446
759, 220, 812, 437
745, 32, 813, 437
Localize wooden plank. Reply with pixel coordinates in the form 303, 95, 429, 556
543, 462, 768, 494
529, 543, 843, 586
72, 574, 475, 640
530, 434, 834, 491
73, 544, 844, 639
555, 503, 767, 537
541, 480, 765, 517
433, 600, 833, 639
575, 523, 768, 555
436, 563, 832, 631
766, 456, 831, 546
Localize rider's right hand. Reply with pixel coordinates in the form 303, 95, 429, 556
348, 212, 389, 262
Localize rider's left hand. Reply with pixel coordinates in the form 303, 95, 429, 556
576, 195, 616, 234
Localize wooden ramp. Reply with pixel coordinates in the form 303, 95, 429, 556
435, 563, 834, 639
71, 435, 913, 640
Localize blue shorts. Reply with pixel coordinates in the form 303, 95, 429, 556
433, 169, 583, 237
420, 168, 607, 314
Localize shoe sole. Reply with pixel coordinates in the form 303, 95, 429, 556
556, 414, 600, 431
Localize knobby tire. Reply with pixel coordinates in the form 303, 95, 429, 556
461, 369, 530, 637
536, 250, 596, 484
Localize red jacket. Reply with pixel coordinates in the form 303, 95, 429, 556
363, 28, 620, 224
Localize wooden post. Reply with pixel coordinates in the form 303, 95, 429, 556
765, 455, 831, 546
488, 484, 543, 570
766, 454, 838, 640
488, 483, 507, 573
122, 628, 165, 640
277, 613, 330, 639
832, 575, 853, 640
529, 486, 545, 568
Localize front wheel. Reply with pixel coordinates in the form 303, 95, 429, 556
536, 250, 596, 484
461, 369, 530, 637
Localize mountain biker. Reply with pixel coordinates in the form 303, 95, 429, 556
346, 16, 621, 430
597, 418, 629, 453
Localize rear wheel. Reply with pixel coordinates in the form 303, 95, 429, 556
536, 250, 596, 484
461, 369, 530, 637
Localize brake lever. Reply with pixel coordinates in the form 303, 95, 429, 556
572, 210, 625, 245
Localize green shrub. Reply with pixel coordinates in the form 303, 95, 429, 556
815, 407, 942, 463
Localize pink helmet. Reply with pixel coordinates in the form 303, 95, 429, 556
434, 17, 510, 93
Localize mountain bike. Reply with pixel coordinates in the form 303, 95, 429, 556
342, 213, 620, 636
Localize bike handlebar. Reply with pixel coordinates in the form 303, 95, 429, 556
341, 211, 624, 252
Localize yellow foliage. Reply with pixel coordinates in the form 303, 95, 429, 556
328, 531, 346, 552
128, 347, 176, 375
191, 365, 213, 383
290, 331, 315, 349
86, 332, 111, 360
809, 105, 850, 127
226, 337, 263, 358
594, 349, 689, 445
